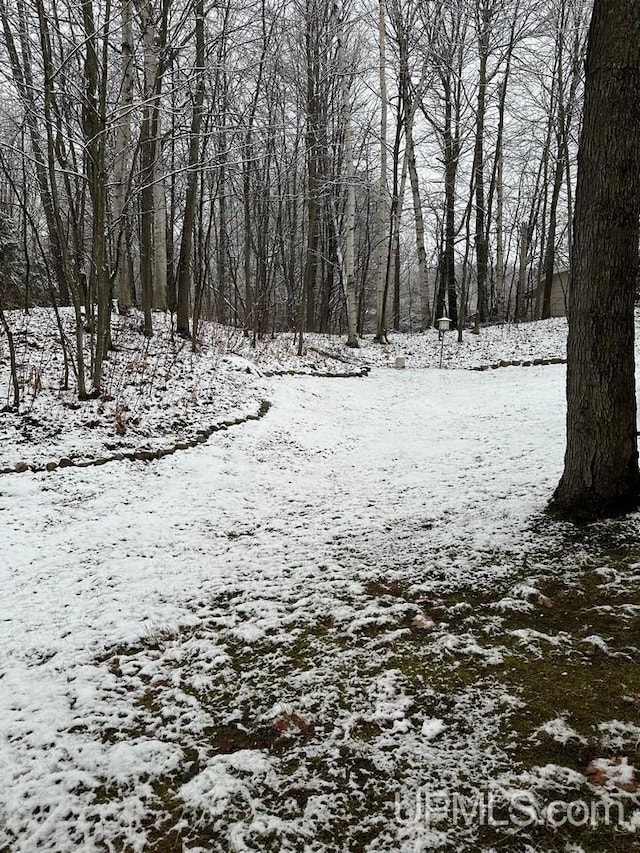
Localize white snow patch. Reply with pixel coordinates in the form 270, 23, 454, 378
535, 718, 587, 746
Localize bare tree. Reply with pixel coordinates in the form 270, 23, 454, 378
176, 0, 206, 338
113, 0, 135, 314
373, 0, 389, 342
333, 0, 358, 347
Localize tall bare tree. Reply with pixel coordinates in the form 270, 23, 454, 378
374, 0, 389, 342
176, 0, 206, 337
333, 0, 358, 347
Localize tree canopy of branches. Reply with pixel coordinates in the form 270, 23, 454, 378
0, 0, 592, 395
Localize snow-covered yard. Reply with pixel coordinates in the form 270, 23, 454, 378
1, 316, 640, 852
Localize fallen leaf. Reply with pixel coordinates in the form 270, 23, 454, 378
411, 613, 436, 631
270, 711, 315, 737
585, 757, 640, 792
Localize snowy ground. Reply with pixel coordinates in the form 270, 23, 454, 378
0, 310, 566, 472
1, 314, 640, 852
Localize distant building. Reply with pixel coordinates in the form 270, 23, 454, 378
532, 269, 569, 318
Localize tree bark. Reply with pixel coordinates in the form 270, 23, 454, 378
442, 78, 459, 328
81, 0, 110, 390
113, 0, 134, 314
333, 0, 358, 347
472, 0, 489, 328
374, 0, 389, 343
135, 0, 164, 337
515, 223, 530, 322
550, 0, 640, 521
176, 0, 206, 337
153, 153, 168, 311
406, 127, 431, 332
0, 298, 19, 408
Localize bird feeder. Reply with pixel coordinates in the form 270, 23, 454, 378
437, 315, 450, 368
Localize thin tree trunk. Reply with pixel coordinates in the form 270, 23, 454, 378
442, 80, 458, 327
541, 145, 564, 319
515, 223, 530, 322
217, 93, 228, 325
0, 299, 19, 408
374, 0, 388, 342
176, 0, 205, 337
81, 0, 111, 391
153, 153, 168, 311
302, 4, 321, 341
333, 0, 358, 347
406, 128, 431, 332
113, 0, 134, 313
473, 0, 489, 328
136, 0, 161, 336
495, 139, 504, 318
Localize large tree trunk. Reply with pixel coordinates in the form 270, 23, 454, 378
550, 0, 640, 521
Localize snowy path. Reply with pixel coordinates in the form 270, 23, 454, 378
0, 366, 568, 851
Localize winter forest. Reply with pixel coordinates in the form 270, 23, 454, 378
0, 0, 588, 382
2, 0, 640, 850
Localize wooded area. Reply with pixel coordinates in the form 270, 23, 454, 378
0, 0, 589, 396
4, 2, 640, 844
